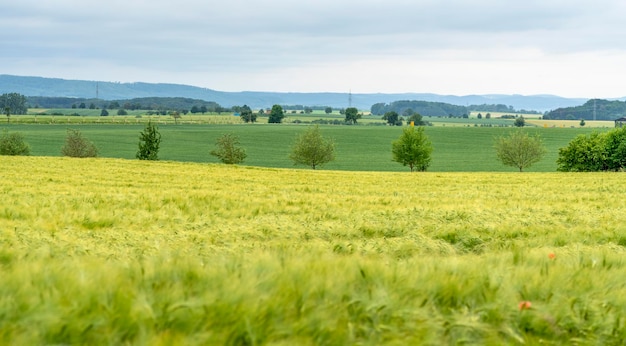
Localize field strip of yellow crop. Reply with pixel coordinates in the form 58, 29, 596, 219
527, 119, 614, 128
2, 156, 626, 344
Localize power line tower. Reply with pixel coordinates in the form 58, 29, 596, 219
348, 89, 352, 108
593, 99, 597, 121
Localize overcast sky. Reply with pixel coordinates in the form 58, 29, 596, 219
2, 0, 626, 98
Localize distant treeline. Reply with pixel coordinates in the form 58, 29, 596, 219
280, 105, 334, 111
27, 96, 224, 113
370, 100, 541, 117
544, 99, 626, 120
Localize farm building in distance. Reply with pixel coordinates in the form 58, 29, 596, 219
615, 117, 626, 127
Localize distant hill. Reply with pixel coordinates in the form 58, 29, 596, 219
545, 99, 626, 121
0, 74, 600, 112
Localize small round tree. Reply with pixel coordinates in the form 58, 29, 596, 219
136, 121, 161, 160
495, 130, 546, 172
514, 116, 525, 127
391, 126, 433, 172
210, 133, 247, 164
290, 125, 335, 169
61, 129, 98, 158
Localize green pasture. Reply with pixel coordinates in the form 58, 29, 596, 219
0, 122, 602, 171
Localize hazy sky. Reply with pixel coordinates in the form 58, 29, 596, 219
2, 0, 626, 97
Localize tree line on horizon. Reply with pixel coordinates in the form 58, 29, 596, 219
8, 92, 626, 123
5, 93, 542, 118
371, 100, 542, 118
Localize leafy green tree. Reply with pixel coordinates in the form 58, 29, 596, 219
382, 111, 399, 126
494, 130, 546, 172
136, 121, 161, 160
557, 132, 608, 172
117, 109, 128, 115
391, 127, 433, 172
240, 105, 256, 123
290, 125, 335, 169
580, 119, 586, 127
268, 104, 285, 123
100, 109, 109, 116
325, 107, 332, 114
0, 130, 30, 156
0, 93, 27, 116
344, 107, 361, 124
61, 129, 98, 158
604, 127, 626, 170
4, 107, 9, 123
514, 116, 525, 127
406, 113, 425, 126
210, 133, 247, 164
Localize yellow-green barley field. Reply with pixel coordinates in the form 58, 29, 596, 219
2, 156, 626, 345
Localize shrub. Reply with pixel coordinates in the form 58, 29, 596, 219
290, 125, 335, 169
61, 129, 98, 158
494, 130, 546, 172
557, 127, 626, 172
210, 133, 247, 164
557, 132, 608, 172
0, 130, 30, 156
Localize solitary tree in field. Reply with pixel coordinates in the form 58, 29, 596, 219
210, 133, 247, 164
325, 107, 332, 114
514, 116, 525, 127
268, 104, 285, 123
290, 125, 335, 169
382, 111, 400, 126
494, 130, 546, 172
136, 121, 161, 160
4, 107, 9, 123
391, 126, 433, 172
344, 107, 361, 124
61, 129, 98, 158
240, 105, 256, 123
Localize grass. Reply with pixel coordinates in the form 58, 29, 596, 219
1, 156, 626, 344
0, 122, 605, 172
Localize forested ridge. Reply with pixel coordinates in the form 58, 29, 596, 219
545, 99, 626, 120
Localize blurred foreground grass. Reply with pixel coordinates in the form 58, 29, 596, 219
1, 156, 625, 344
